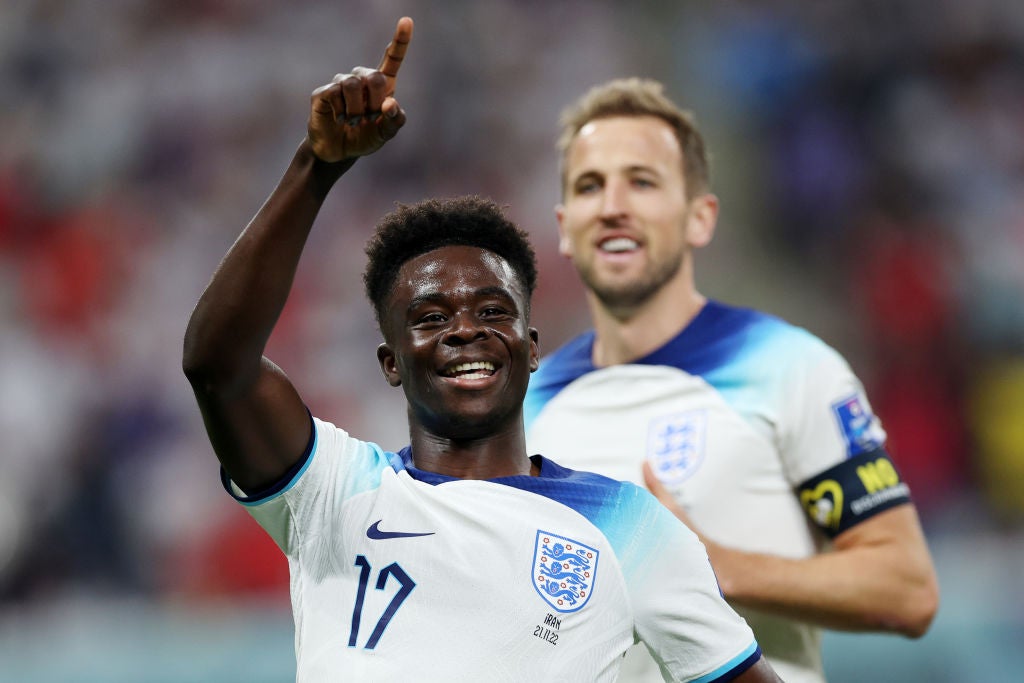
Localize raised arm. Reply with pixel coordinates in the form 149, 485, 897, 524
182, 17, 413, 493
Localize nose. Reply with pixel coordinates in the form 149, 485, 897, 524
599, 177, 629, 223
443, 310, 490, 346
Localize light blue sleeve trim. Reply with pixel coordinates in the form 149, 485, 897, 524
688, 641, 760, 683
226, 423, 320, 507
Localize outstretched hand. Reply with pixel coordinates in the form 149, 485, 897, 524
307, 16, 413, 162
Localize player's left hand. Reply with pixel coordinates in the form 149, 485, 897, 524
306, 16, 413, 162
642, 461, 699, 531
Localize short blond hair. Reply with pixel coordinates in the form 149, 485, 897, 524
557, 78, 709, 199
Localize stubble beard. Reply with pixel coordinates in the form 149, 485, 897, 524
577, 254, 683, 316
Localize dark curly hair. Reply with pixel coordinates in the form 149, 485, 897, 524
363, 195, 538, 326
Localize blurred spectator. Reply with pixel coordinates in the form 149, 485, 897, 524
970, 358, 1024, 524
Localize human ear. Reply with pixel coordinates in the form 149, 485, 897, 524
529, 327, 540, 372
686, 193, 719, 248
555, 205, 572, 258
376, 343, 402, 387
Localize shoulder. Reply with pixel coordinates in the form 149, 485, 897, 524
695, 300, 847, 376
304, 417, 402, 497
532, 455, 634, 499
531, 457, 685, 545
311, 417, 394, 463
712, 301, 831, 355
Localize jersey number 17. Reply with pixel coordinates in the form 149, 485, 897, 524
348, 555, 416, 649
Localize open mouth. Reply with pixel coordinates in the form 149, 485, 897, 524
598, 236, 639, 253
443, 361, 497, 380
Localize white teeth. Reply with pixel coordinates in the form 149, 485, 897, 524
600, 237, 638, 253
446, 361, 495, 377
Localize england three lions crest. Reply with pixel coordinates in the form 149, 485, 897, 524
532, 531, 599, 613
646, 410, 707, 486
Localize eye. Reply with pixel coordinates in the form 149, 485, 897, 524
573, 178, 601, 195
481, 306, 508, 318
631, 176, 656, 189
414, 311, 447, 326
481, 304, 520, 323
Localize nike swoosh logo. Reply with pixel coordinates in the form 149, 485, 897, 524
366, 520, 435, 540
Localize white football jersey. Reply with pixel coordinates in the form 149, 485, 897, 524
525, 301, 893, 683
223, 415, 761, 682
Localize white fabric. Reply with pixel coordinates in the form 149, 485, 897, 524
525, 301, 888, 683
227, 417, 760, 682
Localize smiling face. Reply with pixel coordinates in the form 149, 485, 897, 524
557, 115, 716, 316
376, 245, 539, 440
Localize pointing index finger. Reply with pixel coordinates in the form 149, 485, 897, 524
377, 16, 413, 88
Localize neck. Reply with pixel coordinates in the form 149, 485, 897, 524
588, 273, 706, 367
408, 420, 536, 479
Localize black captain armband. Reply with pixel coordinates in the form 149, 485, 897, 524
796, 449, 912, 538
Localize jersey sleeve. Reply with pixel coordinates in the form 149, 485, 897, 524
776, 336, 887, 484
221, 416, 392, 555
772, 337, 920, 538
612, 486, 761, 682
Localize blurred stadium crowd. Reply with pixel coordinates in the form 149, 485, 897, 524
1, 0, 1023, 680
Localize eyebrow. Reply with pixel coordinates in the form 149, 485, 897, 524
405, 285, 519, 313
572, 164, 661, 183
476, 285, 518, 303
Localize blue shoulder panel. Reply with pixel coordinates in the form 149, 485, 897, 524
527, 301, 830, 424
